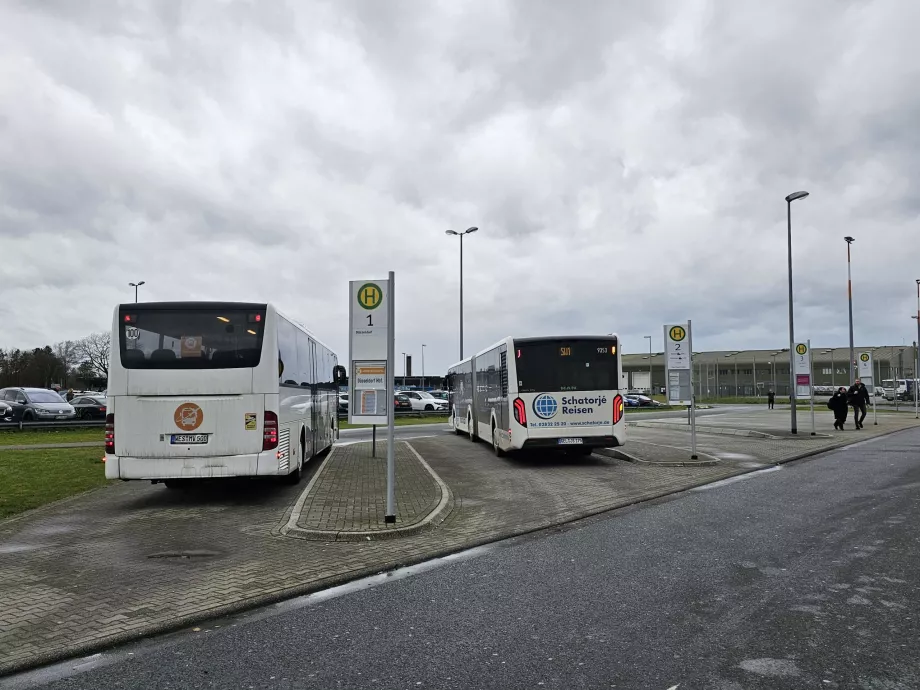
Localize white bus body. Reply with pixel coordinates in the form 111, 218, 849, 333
446, 335, 625, 455
105, 301, 344, 485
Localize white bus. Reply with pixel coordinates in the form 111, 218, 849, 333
105, 301, 345, 487
446, 335, 625, 455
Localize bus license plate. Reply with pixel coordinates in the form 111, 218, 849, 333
557, 438, 583, 445
171, 434, 209, 445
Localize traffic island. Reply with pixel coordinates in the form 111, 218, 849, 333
277, 441, 453, 542
596, 446, 720, 467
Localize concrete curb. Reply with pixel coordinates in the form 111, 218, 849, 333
276, 441, 454, 542
2, 424, 916, 679
597, 447, 720, 467
626, 420, 833, 440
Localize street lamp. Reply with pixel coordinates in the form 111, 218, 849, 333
445, 227, 479, 359
402, 352, 406, 384
785, 190, 809, 433
914, 279, 920, 417
643, 335, 652, 394
421, 344, 426, 390
128, 280, 145, 303
844, 236, 856, 384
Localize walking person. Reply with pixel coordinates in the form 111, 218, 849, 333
847, 378, 870, 429
767, 389, 775, 410
828, 386, 849, 430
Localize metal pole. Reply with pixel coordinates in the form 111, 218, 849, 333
787, 200, 798, 434
134, 285, 138, 303
648, 337, 653, 396
385, 271, 396, 524
808, 339, 816, 435
874, 354, 880, 425
422, 344, 426, 390
734, 359, 738, 397
459, 233, 464, 360
372, 425, 376, 457
915, 280, 919, 418
688, 319, 698, 459
831, 350, 835, 388
846, 239, 855, 384
753, 354, 756, 397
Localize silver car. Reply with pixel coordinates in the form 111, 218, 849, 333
0, 387, 77, 422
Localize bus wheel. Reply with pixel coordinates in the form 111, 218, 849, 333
491, 425, 505, 457
283, 458, 302, 485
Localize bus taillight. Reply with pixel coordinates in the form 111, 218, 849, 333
104, 414, 115, 454
263, 411, 279, 450
512, 398, 527, 426
612, 395, 624, 425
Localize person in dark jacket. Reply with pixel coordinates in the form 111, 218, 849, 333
767, 389, 775, 409
828, 387, 849, 430
846, 378, 870, 429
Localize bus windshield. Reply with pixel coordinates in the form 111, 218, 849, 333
119, 306, 266, 369
514, 338, 619, 393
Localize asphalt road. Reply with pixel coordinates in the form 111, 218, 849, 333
9, 427, 919, 690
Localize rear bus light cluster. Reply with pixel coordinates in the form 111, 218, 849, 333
612, 394, 624, 425
105, 413, 115, 454
263, 411, 279, 451
512, 397, 527, 426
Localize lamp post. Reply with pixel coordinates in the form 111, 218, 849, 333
421, 344, 426, 390
785, 190, 809, 433
445, 226, 479, 359
643, 335, 652, 394
402, 352, 406, 386
844, 236, 856, 384
129, 280, 145, 303
914, 279, 920, 417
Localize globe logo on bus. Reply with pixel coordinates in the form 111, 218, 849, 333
533, 394, 558, 419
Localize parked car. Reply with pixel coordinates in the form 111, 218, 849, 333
0, 400, 13, 422
0, 387, 76, 421
429, 390, 449, 400
624, 396, 641, 407
395, 394, 412, 411
634, 394, 664, 407
338, 394, 349, 414
71, 395, 107, 420
401, 390, 449, 411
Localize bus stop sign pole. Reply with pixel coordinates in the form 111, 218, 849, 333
385, 270, 396, 524
688, 319, 697, 460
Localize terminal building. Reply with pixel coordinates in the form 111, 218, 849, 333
621, 345, 918, 397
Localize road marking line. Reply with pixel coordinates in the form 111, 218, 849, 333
690, 466, 781, 491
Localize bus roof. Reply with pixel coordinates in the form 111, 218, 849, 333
448, 334, 621, 370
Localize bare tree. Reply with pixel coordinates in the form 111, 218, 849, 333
76, 332, 111, 378
53, 340, 78, 387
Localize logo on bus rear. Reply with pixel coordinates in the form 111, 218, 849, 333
174, 403, 203, 431
533, 394, 558, 419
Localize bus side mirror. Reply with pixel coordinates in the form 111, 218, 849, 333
444, 373, 454, 389
333, 365, 347, 386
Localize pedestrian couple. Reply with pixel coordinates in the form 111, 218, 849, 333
828, 379, 870, 430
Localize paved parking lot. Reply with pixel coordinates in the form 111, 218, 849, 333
2, 406, 918, 676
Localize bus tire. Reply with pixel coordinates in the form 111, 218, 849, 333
491, 423, 504, 457
283, 458, 302, 485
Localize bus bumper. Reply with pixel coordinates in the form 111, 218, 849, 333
105, 452, 288, 480
520, 435, 621, 450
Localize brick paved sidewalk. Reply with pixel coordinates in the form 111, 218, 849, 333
281, 441, 451, 540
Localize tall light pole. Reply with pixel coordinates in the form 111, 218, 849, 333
129, 280, 145, 303
785, 190, 809, 434
445, 227, 479, 359
402, 352, 406, 386
421, 343, 426, 390
914, 279, 920, 417
643, 335, 652, 394
844, 236, 856, 384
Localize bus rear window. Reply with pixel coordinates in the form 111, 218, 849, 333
514, 339, 619, 393
119, 308, 266, 369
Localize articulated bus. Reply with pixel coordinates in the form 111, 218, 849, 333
105, 301, 345, 487
446, 335, 625, 455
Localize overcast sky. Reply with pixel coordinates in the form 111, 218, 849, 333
1, 0, 917, 374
